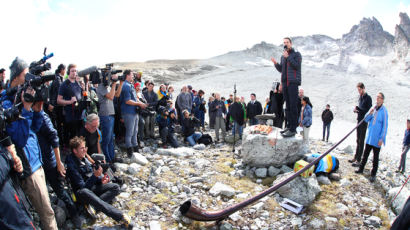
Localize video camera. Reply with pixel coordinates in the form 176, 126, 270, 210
0, 103, 23, 147
29, 48, 54, 75
12, 48, 56, 104
91, 153, 114, 180
89, 63, 123, 87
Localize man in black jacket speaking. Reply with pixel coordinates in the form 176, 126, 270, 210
271, 37, 302, 137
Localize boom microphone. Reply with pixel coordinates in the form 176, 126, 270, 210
78, 66, 98, 77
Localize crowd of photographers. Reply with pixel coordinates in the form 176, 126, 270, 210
0, 55, 282, 229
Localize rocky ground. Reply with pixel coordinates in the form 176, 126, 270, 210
41, 125, 408, 230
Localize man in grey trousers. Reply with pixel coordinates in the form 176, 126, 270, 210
210, 93, 227, 142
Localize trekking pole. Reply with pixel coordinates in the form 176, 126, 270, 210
392, 174, 410, 203
232, 84, 237, 153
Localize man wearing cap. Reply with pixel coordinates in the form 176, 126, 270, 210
2, 57, 28, 109
6, 57, 58, 230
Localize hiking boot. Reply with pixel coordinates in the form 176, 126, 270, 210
352, 162, 361, 167
348, 158, 356, 163
120, 214, 133, 229
71, 214, 83, 229
355, 169, 363, 174
281, 130, 296, 137
126, 147, 133, 157
369, 176, 376, 182
280, 128, 289, 134
133, 146, 139, 153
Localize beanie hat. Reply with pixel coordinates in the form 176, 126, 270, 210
134, 82, 141, 89
9, 57, 28, 82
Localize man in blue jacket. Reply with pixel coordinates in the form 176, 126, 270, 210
356, 92, 388, 182
66, 136, 132, 228
271, 37, 302, 137
6, 58, 58, 230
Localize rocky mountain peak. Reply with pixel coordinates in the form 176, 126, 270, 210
394, 12, 410, 63
341, 17, 394, 56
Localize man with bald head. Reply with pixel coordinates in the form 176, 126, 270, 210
210, 93, 227, 142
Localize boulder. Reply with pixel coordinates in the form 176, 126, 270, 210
209, 182, 236, 197
255, 168, 267, 178
275, 172, 321, 206
113, 163, 128, 172
127, 163, 141, 175
131, 152, 149, 165
156, 147, 194, 157
225, 134, 240, 144
317, 175, 331, 185
342, 145, 354, 154
268, 166, 281, 177
193, 144, 206, 150
149, 220, 162, 230
387, 186, 410, 215
364, 216, 381, 228
241, 126, 307, 167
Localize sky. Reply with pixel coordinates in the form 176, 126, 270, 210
0, 0, 409, 74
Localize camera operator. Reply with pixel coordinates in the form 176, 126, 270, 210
142, 81, 158, 139
156, 106, 179, 148
96, 73, 119, 163
6, 60, 58, 229
34, 101, 83, 228
1, 57, 28, 109
66, 136, 132, 228
182, 110, 202, 146
119, 70, 147, 157
57, 64, 82, 145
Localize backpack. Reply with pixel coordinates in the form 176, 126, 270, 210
198, 133, 213, 145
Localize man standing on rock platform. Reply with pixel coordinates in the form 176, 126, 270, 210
349, 82, 372, 167
271, 37, 302, 138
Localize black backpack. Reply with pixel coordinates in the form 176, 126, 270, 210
198, 133, 213, 145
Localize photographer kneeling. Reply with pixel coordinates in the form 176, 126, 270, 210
156, 106, 179, 148
182, 110, 202, 146
66, 136, 132, 228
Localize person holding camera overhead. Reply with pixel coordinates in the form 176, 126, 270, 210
96, 73, 120, 163
66, 136, 132, 228
119, 70, 147, 157
6, 57, 58, 230
57, 64, 83, 144
271, 37, 302, 138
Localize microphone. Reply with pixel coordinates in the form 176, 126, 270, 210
78, 66, 98, 77
41, 53, 54, 63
